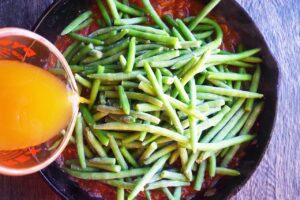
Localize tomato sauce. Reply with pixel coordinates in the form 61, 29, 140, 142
56, 0, 242, 199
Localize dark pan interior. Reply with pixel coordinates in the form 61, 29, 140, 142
34, 0, 279, 199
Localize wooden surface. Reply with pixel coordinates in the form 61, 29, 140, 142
0, 0, 299, 199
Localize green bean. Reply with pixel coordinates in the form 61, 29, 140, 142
135, 103, 163, 112
172, 27, 186, 42
178, 148, 188, 166
95, 122, 188, 143
164, 15, 178, 28
141, 0, 170, 32
197, 92, 233, 101
114, 17, 147, 25
144, 144, 177, 165
70, 164, 98, 172
160, 171, 188, 182
63, 41, 80, 61
212, 109, 245, 142
195, 134, 255, 152
139, 142, 158, 162
131, 111, 161, 124
241, 102, 263, 134
75, 74, 91, 88
145, 190, 152, 200
108, 135, 128, 170
105, 91, 163, 107
128, 154, 169, 200
136, 44, 164, 52
161, 188, 175, 200
173, 187, 181, 200
147, 180, 190, 190
80, 104, 95, 125
99, 85, 116, 91
233, 68, 245, 93
196, 85, 263, 98
88, 162, 121, 172
122, 132, 141, 144
114, 0, 144, 16
104, 29, 128, 45
90, 25, 168, 38
194, 105, 230, 132
194, 160, 206, 191
121, 141, 143, 149
127, 29, 179, 48
207, 49, 260, 64
166, 95, 207, 121
221, 144, 239, 167
136, 47, 164, 62
75, 113, 86, 168
200, 98, 245, 143
107, 0, 120, 20
245, 66, 261, 111
117, 188, 124, 200
160, 68, 173, 76
137, 50, 180, 67
102, 39, 129, 58
192, 24, 214, 32
117, 55, 126, 70
144, 63, 183, 133
117, 86, 130, 115
81, 54, 103, 64
208, 154, 216, 177
216, 167, 240, 176
181, 49, 211, 86
69, 33, 102, 46
242, 56, 263, 63
179, 41, 201, 49
176, 19, 196, 41
94, 32, 118, 42
173, 76, 190, 103
194, 31, 214, 40
224, 60, 254, 68
188, 0, 221, 30
89, 157, 116, 165
122, 81, 138, 89
207, 71, 252, 81
184, 151, 199, 180
88, 70, 145, 81
142, 135, 160, 146
207, 78, 231, 89
169, 150, 180, 165
156, 68, 163, 87
125, 37, 136, 73
120, 146, 139, 167
96, 0, 111, 26
71, 18, 93, 33
224, 112, 250, 139
64, 167, 149, 180
71, 43, 94, 64
61, 10, 93, 35
84, 145, 94, 158
85, 129, 107, 157
89, 66, 104, 108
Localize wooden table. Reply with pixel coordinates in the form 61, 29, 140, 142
0, 0, 299, 199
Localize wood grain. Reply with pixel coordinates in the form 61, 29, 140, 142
0, 0, 300, 200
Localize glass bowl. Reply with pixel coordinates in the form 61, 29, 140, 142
0, 27, 79, 176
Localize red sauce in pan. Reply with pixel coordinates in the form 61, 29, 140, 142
55, 1, 242, 199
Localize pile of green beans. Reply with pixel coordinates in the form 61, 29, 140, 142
56, 0, 264, 199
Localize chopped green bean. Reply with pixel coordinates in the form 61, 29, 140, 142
61, 11, 93, 35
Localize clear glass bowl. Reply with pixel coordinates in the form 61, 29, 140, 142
0, 27, 79, 176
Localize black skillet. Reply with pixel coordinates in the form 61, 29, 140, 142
34, 0, 279, 199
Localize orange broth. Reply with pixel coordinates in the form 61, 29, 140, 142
0, 60, 73, 150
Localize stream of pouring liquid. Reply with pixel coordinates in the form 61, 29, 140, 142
0, 60, 76, 151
